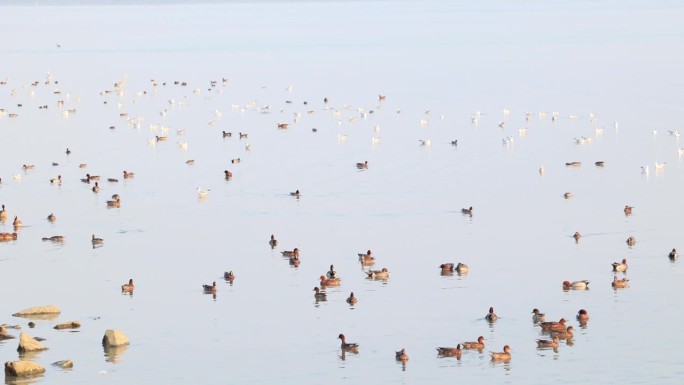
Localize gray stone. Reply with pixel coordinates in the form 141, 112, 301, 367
102, 329, 129, 347
4, 361, 46, 377
17, 332, 48, 352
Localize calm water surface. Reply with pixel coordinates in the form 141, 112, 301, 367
1, 1, 684, 384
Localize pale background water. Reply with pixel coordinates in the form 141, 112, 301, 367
1, 1, 684, 384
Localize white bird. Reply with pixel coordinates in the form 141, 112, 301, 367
655, 161, 666, 171
678, 147, 684, 157
539, 166, 544, 175
502, 137, 514, 146
669, 129, 680, 137
177, 141, 188, 149
196, 188, 211, 197
641, 165, 650, 175
419, 139, 431, 147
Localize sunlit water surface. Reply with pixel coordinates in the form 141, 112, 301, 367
1, 1, 684, 384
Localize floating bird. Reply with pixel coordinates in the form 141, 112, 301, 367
50, 175, 62, 184
669, 248, 679, 261
551, 326, 575, 340
612, 258, 628, 272
91, 234, 104, 247
281, 248, 299, 258
573, 232, 581, 242
338, 334, 359, 352
624, 205, 633, 215
576, 309, 590, 323
41, 235, 64, 242
224, 271, 235, 281
326, 265, 338, 279
290, 190, 301, 197
268, 234, 278, 248
356, 161, 368, 169
485, 307, 498, 322
107, 197, 121, 207
536, 336, 560, 348
203, 281, 217, 294
196, 187, 211, 197
47, 213, 56, 222
121, 279, 134, 293
12, 216, 22, 228
532, 308, 546, 323
462, 336, 485, 350
563, 280, 589, 290
490, 345, 511, 361
612, 276, 629, 288
539, 318, 567, 332
436, 343, 462, 358
366, 267, 390, 280
461, 206, 473, 215
313, 287, 327, 301
320, 275, 341, 286
91, 182, 100, 193
626, 236, 636, 246
346, 292, 357, 305
123, 170, 134, 179
395, 348, 409, 361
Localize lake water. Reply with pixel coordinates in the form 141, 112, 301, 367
1, 0, 684, 384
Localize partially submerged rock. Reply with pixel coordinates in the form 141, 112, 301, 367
12, 305, 61, 320
17, 332, 48, 352
54, 321, 81, 330
4, 361, 45, 377
102, 329, 129, 347
52, 359, 74, 369
0, 326, 15, 340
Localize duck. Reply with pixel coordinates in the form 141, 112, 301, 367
562, 280, 589, 290
346, 292, 357, 304
551, 326, 575, 340
576, 309, 590, 322
121, 279, 134, 293
41, 235, 64, 242
313, 287, 327, 300
395, 348, 409, 361
239, 132, 248, 139
485, 307, 498, 322
196, 187, 211, 197
573, 232, 581, 242
268, 234, 278, 248
436, 343, 462, 358
564, 192, 573, 199
626, 236, 636, 246
669, 248, 679, 261
281, 248, 299, 258
203, 281, 217, 294
462, 336, 485, 349
107, 178, 119, 183
338, 334, 359, 351
612, 276, 629, 288
222, 131, 232, 137
91, 182, 100, 193
0, 232, 18, 241
565, 161, 582, 166
490, 345, 511, 361
440, 263, 454, 273
224, 170, 233, 180
22, 164, 35, 170
289, 254, 301, 267
91, 234, 104, 246
50, 175, 62, 184
531, 308, 546, 323
107, 197, 121, 207
290, 190, 301, 197
539, 318, 567, 332
231, 158, 241, 164
224, 271, 235, 281
0, 204, 7, 220
88, 173, 101, 181
455, 262, 468, 274
123, 170, 135, 179
612, 258, 628, 272
536, 336, 560, 348
47, 213, 56, 222
356, 161, 368, 169
461, 206, 473, 215
624, 205, 633, 215
12, 216, 22, 228
366, 267, 390, 280
326, 265, 338, 279
358, 250, 375, 264
320, 275, 341, 286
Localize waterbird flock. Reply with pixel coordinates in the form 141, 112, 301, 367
0, 70, 681, 378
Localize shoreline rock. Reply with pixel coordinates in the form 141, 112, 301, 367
17, 332, 48, 353
102, 329, 129, 347
12, 305, 61, 320
4, 361, 46, 377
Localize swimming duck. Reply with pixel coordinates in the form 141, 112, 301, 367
239, 132, 248, 139
366, 267, 390, 280
551, 326, 575, 340
22, 164, 35, 170
346, 292, 357, 305
107, 197, 121, 207
222, 131, 232, 137
123, 170, 135, 179
320, 275, 341, 286
573, 232, 581, 242
281, 248, 299, 258
91, 182, 100, 193
612, 276, 629, 288
0, 204, 7, 220
490, 345, 511, 361
224, 271, 235, 281
440, 263, 455, 273
289, 254, 301, 266
565, 161, 582, 166
436, 343, 462, 358
196, 187, 211, 197
576, 309, 589, 322
290, 190, 301, 197
338, 334, 359, 351
669, 248, 679, 261
0, 232, 18, 241
455, 263, 468, 274
485, 307, 498, 322
395, 348, 409, 361
107, 178, 119, 183
47, 213, 56, 222
358, 250, 375, 264
268, 234, 278, 248
12, 216, 22, 228
461, 206, 473, 215
121, 279, 134, 293
91, 234, 104, 246
626, 236, 636, 246
326, 265, 338, 279
563, 280, 589, 290
595, 161, 605, 167
536, 336, 560, 348
231, 158, 241, 164
50, 175, 61, 184
564, 192, 573, 199
224, 170, 233, 180
41, 235, 64, 242
312, 286, 327, 300
612, 258, 628, 272
462, 336, 485, 349
203, 281, 217, 293
539, 318, 567, 332
356, 161, 368, 169
531, 308, 546, 323
624, 205, 633, 215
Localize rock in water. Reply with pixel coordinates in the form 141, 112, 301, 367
102, 329, 129, 347
4, 361, 46, 377
12, 305, 61, 319
54, 321, 81, 330
52, 359, 74, 369
17, 332, 48, 352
